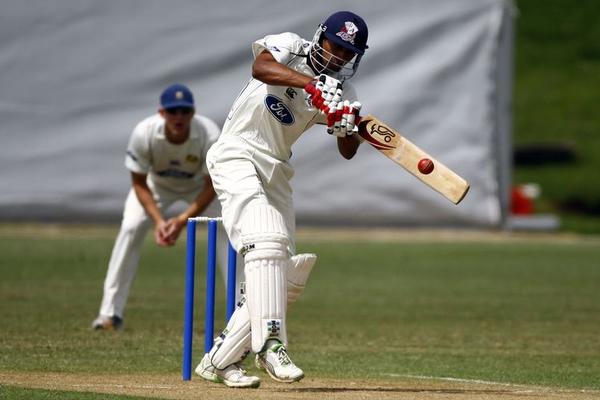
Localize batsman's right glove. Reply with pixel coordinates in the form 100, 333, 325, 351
327, 100, 362, 137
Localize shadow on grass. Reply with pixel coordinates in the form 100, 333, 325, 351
277, 386, 525, 396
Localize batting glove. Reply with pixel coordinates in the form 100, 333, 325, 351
327, 100, 362, 137
304, 74, 343, 114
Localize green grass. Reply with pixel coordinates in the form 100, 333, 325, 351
1, 231, 599, 395
514, 0, 600, 230
0, 385, 150, 400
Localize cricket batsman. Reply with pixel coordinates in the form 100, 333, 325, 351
195, 11, 369, 388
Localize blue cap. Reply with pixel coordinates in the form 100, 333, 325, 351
322, 11, 369, 55
160, 84, 194, 109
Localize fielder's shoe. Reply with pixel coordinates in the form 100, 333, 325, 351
255, 341, 304, 383
91, 315, 123, 331
195, 353, 260, 388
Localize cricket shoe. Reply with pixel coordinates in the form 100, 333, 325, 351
91, 315, 123, 331
255, 341, 304, 383
195, 353, 260, 388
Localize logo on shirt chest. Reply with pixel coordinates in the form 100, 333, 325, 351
285, 88, 297, 99
264, 95, 295, 125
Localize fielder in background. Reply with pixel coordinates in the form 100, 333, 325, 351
92, 84, 239, 330
196, 11, 368, 388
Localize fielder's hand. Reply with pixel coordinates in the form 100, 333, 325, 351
327, 100, 362, 137
154, 217, 185, 247
154, 220, 175, 247
304, 74, 343, 114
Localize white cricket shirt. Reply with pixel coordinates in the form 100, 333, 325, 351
220, 32, 357, 161
125, 114, 220, 193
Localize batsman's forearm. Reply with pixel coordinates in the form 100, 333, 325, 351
252, 52, 313, 88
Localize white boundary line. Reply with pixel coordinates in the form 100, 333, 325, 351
72, 384, 177, 389
385, 374, 527, 387
384, 374, 600, 395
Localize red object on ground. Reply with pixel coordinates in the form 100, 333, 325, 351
511, 186, 534, 215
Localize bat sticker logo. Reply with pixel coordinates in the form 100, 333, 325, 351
359, 121, 396, 150
370, 123, 396, 143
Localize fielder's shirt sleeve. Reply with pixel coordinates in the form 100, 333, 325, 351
125, 121, 151, 174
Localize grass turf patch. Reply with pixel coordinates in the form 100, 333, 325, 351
0, 385, 149, 400
1, 232, 599, 390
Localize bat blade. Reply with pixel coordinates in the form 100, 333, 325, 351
357, 115, 470, 204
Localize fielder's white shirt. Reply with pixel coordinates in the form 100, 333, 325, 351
220, 32, 357, 161
125, 114, 220, 193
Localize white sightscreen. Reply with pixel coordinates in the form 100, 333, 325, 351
0, 0, 513, 226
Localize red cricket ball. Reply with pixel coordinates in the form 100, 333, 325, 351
418, 158, 434, 174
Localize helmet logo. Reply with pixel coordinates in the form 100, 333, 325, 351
336, 21, 359, 45
175, 91, 184, 100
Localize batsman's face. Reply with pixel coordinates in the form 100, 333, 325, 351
320, 38, 356, 72
160, 107, 194, 144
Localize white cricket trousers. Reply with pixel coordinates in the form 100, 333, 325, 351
206, 137, 296, 254
98, 183, 242, 319
207, 136, 296, 352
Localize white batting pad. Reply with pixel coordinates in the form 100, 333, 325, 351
287, 253, 317, 306
241, 203, 290, 353
206, 252, 318, 367
240, 203, 289, 262
245, 257, 288, 353
208, 298, 251, 370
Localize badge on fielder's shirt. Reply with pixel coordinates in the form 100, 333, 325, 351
186, 154, 199, 163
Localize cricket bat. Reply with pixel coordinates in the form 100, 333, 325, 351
356, 115, 470, 204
